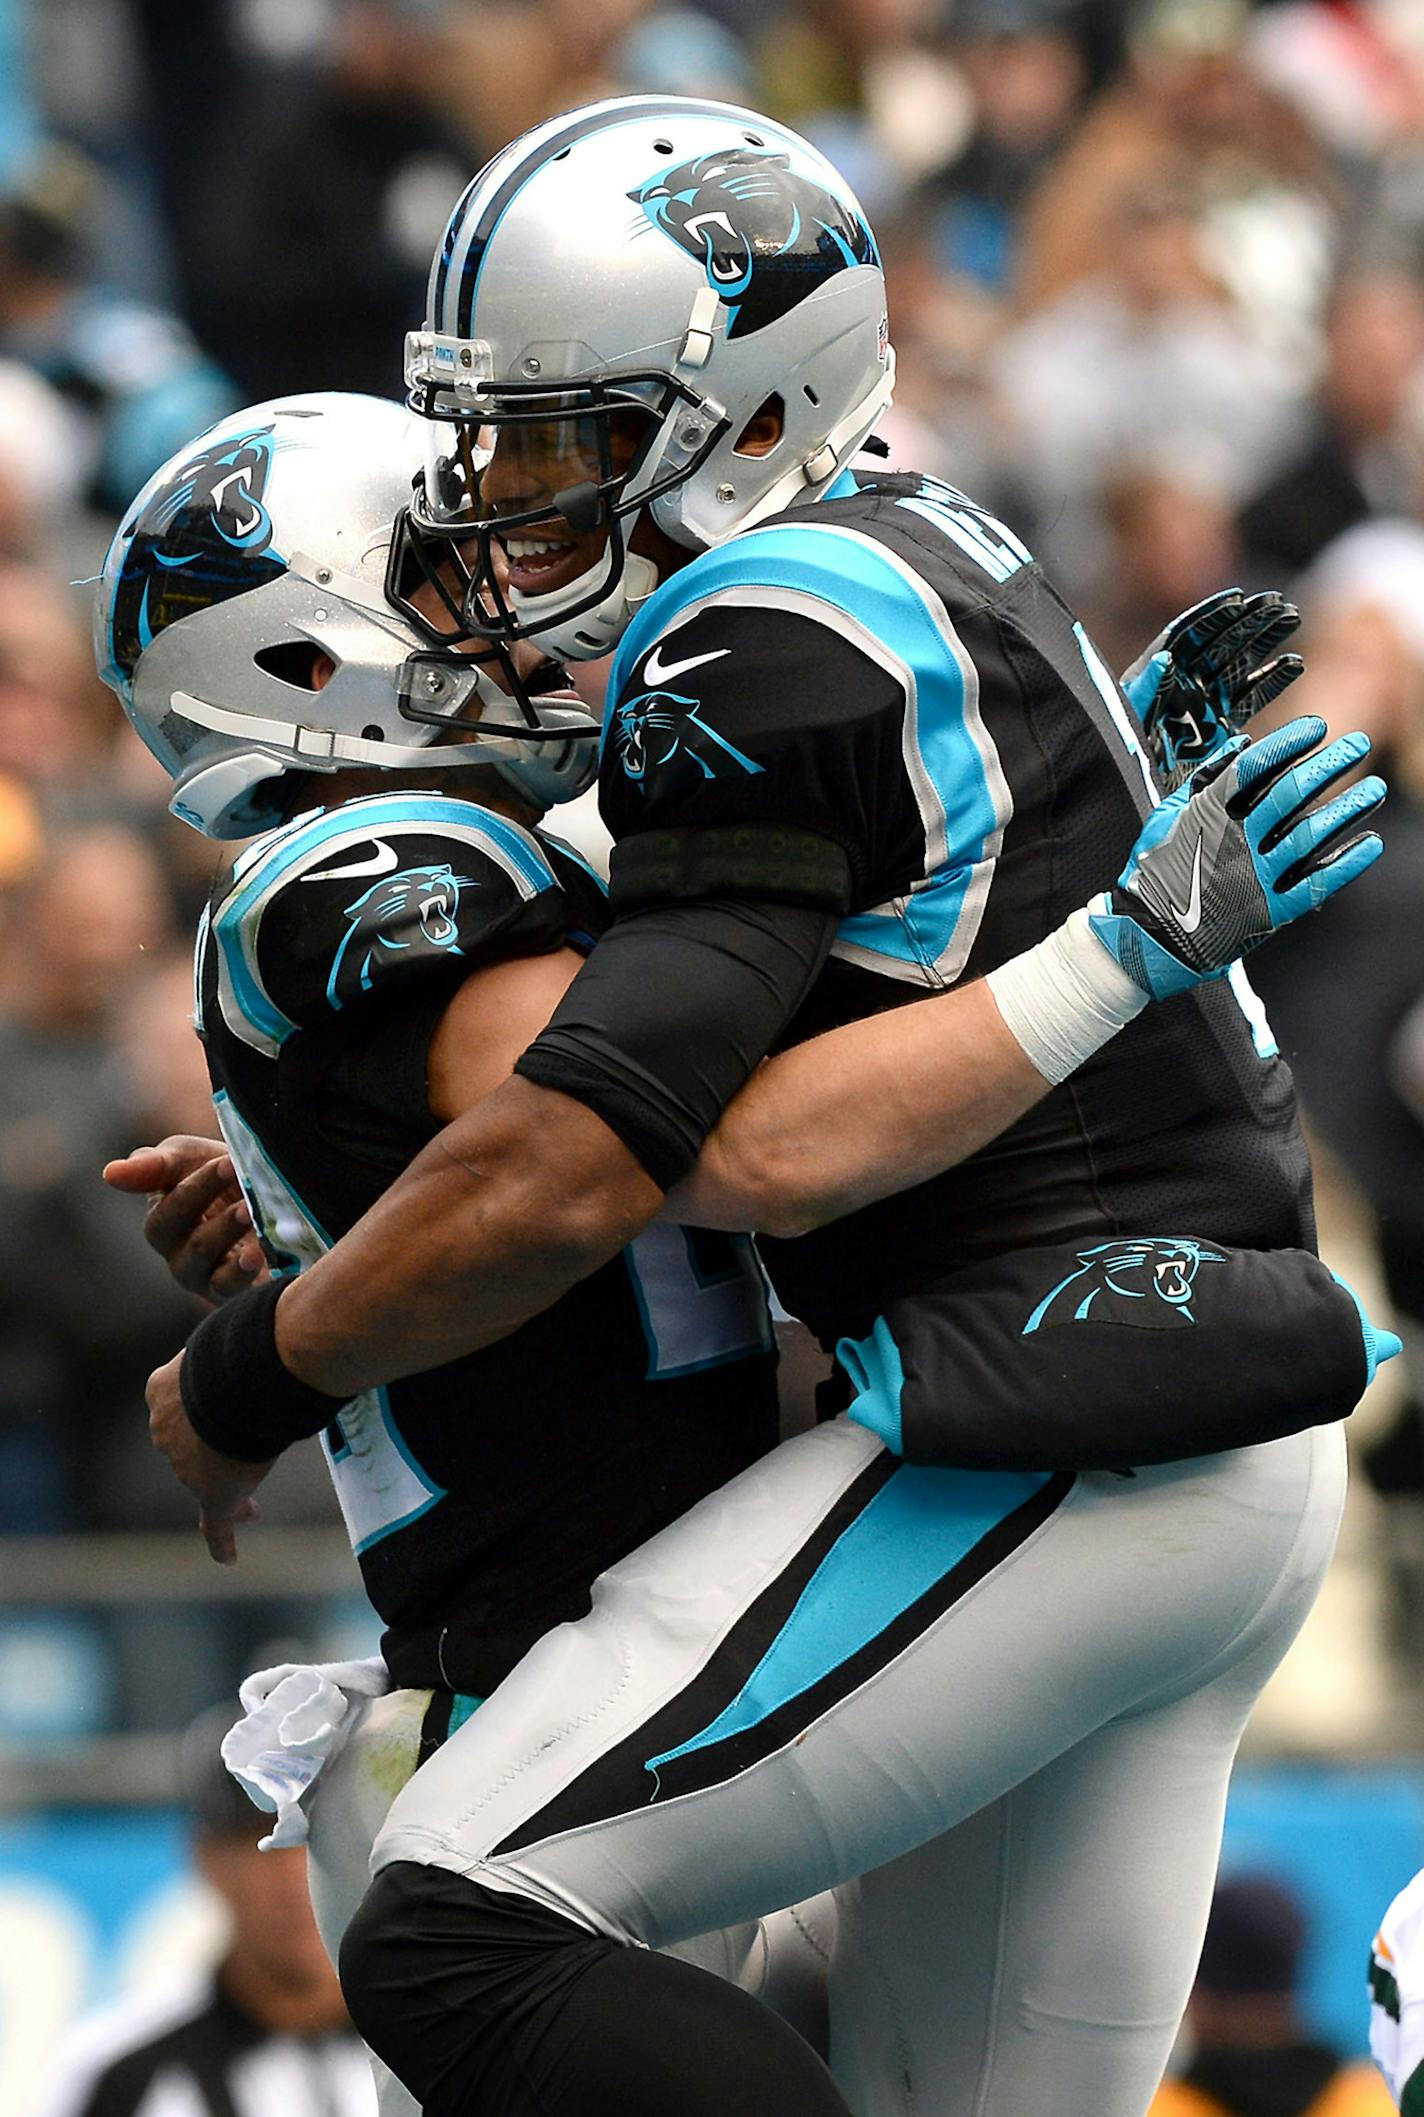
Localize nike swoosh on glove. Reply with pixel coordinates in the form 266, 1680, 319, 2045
1121, 587, 1305, 791
1087, 715, 1386, 1001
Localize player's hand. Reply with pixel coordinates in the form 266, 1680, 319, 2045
1122, 588, 1304, 792
104, 1137, 267, 1301
1088, 715, 1386, 1001
146, 1347, 273, 1564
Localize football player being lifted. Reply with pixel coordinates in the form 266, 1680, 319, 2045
132, 100, 1390, 2117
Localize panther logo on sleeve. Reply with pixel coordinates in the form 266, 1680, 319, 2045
1022, 1238, 1227, 1334
326, 860, 479, 1009
629, 149, 878, 338
611, 688, 765, 793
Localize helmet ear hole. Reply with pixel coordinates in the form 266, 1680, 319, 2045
733, 395, 785, 458
254, 641, 328, 691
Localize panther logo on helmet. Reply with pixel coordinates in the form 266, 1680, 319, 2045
611, 687, 765, 792
630, 149, 879, 339
1022, 1238, 1227, 1334
325, 861, 478, 1010
107, 426, 286, 692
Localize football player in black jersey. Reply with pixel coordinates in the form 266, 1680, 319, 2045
125, 98, 1393, 2113
98, 385, 1376, 2117
100, 390, 1352, 2117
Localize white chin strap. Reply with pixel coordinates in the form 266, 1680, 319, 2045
172, 687, 593, 772
509, 550, 661, 661
734, 354, 897, 535
169, 687, 597, 835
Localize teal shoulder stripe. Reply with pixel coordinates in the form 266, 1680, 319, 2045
213, 794, 556, 1055
537, 828, 609, 897
614, 519, 933, 691
610, 523, 1012, 981
254, 793, 557, 894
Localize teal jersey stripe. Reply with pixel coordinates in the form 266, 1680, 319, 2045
212, 794, 557, 1053
610, 522, 1008, 976
645, 1462, 1050, 1773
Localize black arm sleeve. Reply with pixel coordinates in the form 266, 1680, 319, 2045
514, 895, 838, 1189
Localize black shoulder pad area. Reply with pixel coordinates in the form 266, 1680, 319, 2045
609, 823, 852, 915
208, 795, 568, 1040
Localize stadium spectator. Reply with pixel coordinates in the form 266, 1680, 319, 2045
1014, 0, 1333, 315
0, 815, 196, 1529
1084, 459, 1244, 675
0, 357, 83, 561
1239, 266, 1424, 581
992, 177, 1300, 589
166, 1, 475, 404
920, 0, 1088, 294
0, 144, 236, 515
1150, 1872, 1393, 2116
30, 1703, 374, 2117
0, 563, 122, 797
1247, 524, 1424, 1538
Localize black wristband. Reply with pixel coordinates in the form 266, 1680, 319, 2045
180, 1281, 349, 1462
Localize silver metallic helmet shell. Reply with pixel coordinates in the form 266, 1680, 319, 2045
408, 96, 895, 658
94, 392, 599, 836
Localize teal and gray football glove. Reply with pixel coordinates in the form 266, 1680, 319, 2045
1088, 715, 1385, 1002
1121, 587, 1304, 791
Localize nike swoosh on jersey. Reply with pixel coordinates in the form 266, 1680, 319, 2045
1167, 836, 1205, 934
641, 643, 731, 687
303, 839, 401, 884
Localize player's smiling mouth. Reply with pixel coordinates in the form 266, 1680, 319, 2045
499, 528, 589, 599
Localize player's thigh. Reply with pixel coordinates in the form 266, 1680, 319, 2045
370, 1421, 1345, 1949
306, 1687, 431, 1964
307, 1684, 824, 2041
829, 1643, 1294, 2117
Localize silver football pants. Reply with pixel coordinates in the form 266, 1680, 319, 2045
367, 1417, 1345, 2117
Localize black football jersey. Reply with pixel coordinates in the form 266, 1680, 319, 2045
599, 471, 1315, 1342
195, 790, 778, 1693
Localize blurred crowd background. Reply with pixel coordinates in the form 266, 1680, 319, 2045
4, 0, 1424, 2102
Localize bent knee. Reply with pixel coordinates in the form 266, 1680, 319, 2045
341, 1860, 615, 2108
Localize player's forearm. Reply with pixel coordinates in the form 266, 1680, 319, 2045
665, 980, 1043, 1236
275, 1077, 660, 1396
664, 908, 1151, 1237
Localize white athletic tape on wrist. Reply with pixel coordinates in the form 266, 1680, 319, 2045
985, 908, 1148, 1085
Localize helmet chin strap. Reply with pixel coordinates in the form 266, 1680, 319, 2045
509, 549, 661, 661
170, 690, 591, 775
735, 354, 897, 534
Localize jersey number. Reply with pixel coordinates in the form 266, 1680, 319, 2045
624, 1223, 774, 1379
211, 1093, 445, 1552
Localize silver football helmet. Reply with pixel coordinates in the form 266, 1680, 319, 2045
399, 96, 895, 660
94, 392, 599, 837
